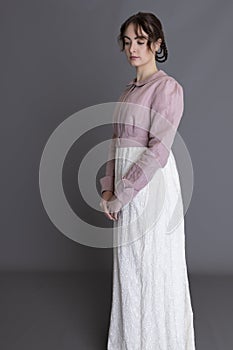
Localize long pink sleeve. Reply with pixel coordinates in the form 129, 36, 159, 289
114, 78, 184, 207
99, 129, 117, 194
99, 90, 128, 195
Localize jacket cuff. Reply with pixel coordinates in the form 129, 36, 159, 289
114, 178, 137, 208
99, 175, 114, 194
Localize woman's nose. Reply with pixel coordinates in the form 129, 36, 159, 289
129, 44, 136, 53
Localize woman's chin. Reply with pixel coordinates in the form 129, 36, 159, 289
129, 61, 140, 66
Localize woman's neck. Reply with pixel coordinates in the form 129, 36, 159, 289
135, 65, 159, 83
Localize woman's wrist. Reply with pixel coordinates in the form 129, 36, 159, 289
102, 190, 114, 201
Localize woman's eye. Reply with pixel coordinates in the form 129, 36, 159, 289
124, 41, 144, 46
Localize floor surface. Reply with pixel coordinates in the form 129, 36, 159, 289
0, 272, 232, 349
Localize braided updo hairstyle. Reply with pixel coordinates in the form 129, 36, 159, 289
117, 12, 168, 63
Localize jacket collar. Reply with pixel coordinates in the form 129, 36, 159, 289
126, 69, 166, 87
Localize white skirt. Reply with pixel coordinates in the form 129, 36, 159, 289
107, 145, 196, 350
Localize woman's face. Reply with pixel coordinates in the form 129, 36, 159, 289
123, 23, 161, 68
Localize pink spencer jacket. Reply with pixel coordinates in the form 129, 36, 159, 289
99, 69, 184, 208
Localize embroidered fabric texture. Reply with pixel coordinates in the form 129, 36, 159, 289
107, 146, 196, 350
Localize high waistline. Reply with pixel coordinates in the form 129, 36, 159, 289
115, 137, 148, 148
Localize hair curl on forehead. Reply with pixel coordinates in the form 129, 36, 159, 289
117, 11, 168, 63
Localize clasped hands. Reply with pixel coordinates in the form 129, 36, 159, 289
99, 190, 123, 221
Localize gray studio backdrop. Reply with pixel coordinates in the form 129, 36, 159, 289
0, 0, 232, 273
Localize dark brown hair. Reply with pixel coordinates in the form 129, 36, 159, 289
117, 12, 168, 63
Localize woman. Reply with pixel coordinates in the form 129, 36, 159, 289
99, 12, 196, 349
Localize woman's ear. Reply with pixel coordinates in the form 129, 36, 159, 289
155, 38, 162, 53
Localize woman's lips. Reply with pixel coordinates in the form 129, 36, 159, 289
130, 56, 139, 59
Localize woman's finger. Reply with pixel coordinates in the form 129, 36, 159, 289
102, 199, 115, 220
109, 210, 119, 221
111, 211, 118, 220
